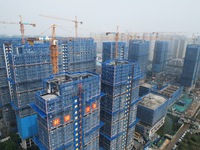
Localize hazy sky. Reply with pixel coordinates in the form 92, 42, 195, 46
0, 0, 200, 37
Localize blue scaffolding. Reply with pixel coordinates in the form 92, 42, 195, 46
128, 40, 149, 79
102, 42, 128, 62
152, 41, 169, 73
32, 72, 103, 150
100, 59, 141, 150
181, 44, 200, 87
60, 38, 96, 73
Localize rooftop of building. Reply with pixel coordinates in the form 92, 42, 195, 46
141, 83, 154, 89
103, 41, 126, 44
187, 44, 200, 48
159, 85, 179, 98
41, 72, 98, 99
139, 93, 166, 110
129, 40, 149, 44
41, 94, 58, 101
47, 72, 95, 85
103, 59, 130, 66
155, 40, 168, 43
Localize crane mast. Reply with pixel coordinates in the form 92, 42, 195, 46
50, 24, 59, 74
106, 26, 120, 59
0, 15, 36, 44
19, 15, 25, 44
39, 14, 83, 37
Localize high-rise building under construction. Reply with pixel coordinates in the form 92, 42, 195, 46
61, 37, 96, 73
32, 72, 103, 150
181, 44, 200, 88
102, 42, 128, 62
177, 39, 187, 59
128, 40, 149, 79
152, 41, 169, 73
0, 37, 98, 147
3, 41, 53, 148
0, 38, 21, 131
100, 60, 140, 150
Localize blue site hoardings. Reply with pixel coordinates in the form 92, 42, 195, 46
102, 42, 128, 62
32, 72, 103, 150
16, 114, 38, 140
60, 38, 96, 73
100, 59, 141, 150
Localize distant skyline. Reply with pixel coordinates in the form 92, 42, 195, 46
0, 0, 200, 37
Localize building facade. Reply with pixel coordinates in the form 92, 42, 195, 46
177, 39, 187, 59
100, 60, 140, 150
0, 38, 20, 131
61, 38, 96, 73
152, 41, 169, 73
102, 42, 128, 62
3, 41, 53, 149
32, 72, 102, 150
128, 40, 149, 79
136, 93, 167, 138
181, 44, 200, 87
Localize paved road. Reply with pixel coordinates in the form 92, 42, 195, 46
165, 124, 190, 150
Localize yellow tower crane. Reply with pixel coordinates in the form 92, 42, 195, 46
106, 26, 120, 59
50, 24, 59, 74
39, 14, 83, 37
27, 24, 59, 74
0, 15, 36, 44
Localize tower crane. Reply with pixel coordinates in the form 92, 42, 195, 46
50, 24, 59, 74
27, 24, 59, 74
0, 15, 36, 44
106, 26, 120, 59
125, 32, 186, 41
39, 14, 83, 37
